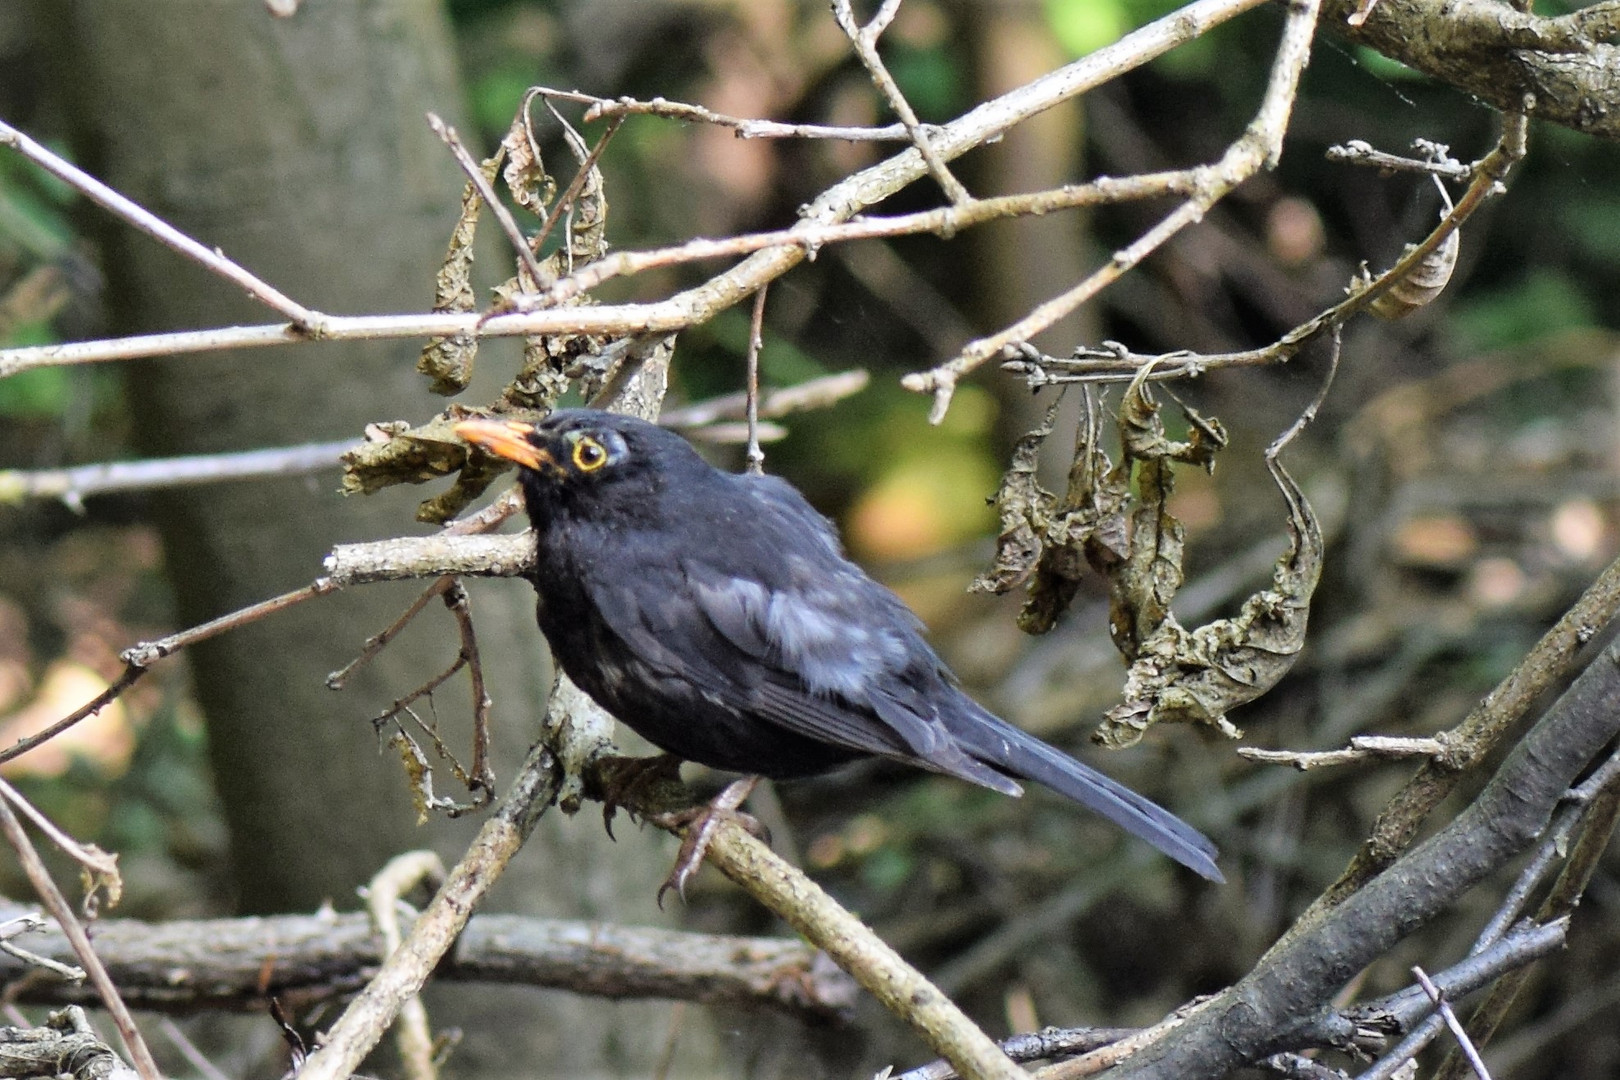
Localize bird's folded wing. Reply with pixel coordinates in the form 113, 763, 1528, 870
584, 557, 993, 773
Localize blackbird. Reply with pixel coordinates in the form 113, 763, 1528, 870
454, 410, 1222, 882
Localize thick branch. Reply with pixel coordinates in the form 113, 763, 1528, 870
1111, 634, 1620, 1078
1330, 0, 1620, 137
0, 906, 854, 1020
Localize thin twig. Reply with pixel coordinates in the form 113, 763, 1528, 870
328, 577, 456, 690
553, 86, 914, 141
1005, 108, 1529, 388
0, 916, 86, 982
0, 785, 120, 895
526, 95, 622, 272
442, 579, 495, 796
744, 285, 767, 475
1239, 735, 1449, 770
1326, 138, 1474, 179
0, 579, 338, 768
0, 666, 143, 768
529, 171, 1197, 308
364, 852, 448, 1080
155, 1019, 232, 1080
0, 118, 324, 330
659, 369, 870, 428
442, 485, 525, 535
0, 783, 160, 1080
0, 439, 355, 510
1412, 967, 1493, 1080
427, 113, 550, 291
903, 0, 1321, 420
120, 578, 338, 668
831, 0, 972, 204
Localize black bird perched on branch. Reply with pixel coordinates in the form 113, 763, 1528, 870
454, 409, 1222, 882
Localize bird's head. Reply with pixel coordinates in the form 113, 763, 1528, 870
453, 409, 692, 517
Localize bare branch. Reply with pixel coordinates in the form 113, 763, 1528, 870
1, 0, 1267, 380
551, 86, 914, 141
0, 118, 324, 330
1108, 634, 1620, 1078
831, 0, 972, 204
427, 112, 549, 291
658, 369, 871, 428
0, 786, 160, 1080
1326, 137, 1474, 179
365, 853, 448, 1080
903, 0, 1320, 420
1239, 735, 1450, 770
744, 284, 767, 475
1330, 0, 1620, 136
0, 901, 855, 1018
1413, 967, 1493, 1080
1004, 109, 1527, 387
0, 439, 354, 510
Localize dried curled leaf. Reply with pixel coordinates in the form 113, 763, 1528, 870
1105, 458, 1185, 661
79, 844, 123, 912
1021, 390, 1133, 635
419, 147, 505, 395
340, 409, 541, 523
1361, 180, 1459, 320
1117, 377, 1227, 469
1103, 376, 1226, 656
1096, 455, 1321, 747
499, 105, 613, 412
972, 402, 1060, 596
502, 104, 558, 225
971, 394, 1134, 634
548, 108, 610, 270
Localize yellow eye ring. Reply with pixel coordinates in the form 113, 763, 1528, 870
572, 436, 609, 472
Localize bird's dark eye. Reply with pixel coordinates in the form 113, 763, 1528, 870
571, 435, 609, 472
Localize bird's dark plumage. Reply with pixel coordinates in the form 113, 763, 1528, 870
454, 409, 1222, 882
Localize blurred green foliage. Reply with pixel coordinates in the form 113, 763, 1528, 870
0, 366, 69, 417
0, 143, 80, 424
1451, 267, 1597, 352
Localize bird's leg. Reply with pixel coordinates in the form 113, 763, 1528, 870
653, 776, 768, 907
594, 752, 685, 839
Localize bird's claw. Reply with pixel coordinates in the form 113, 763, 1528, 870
594, 753, 685, 840
653, 776, 766, 907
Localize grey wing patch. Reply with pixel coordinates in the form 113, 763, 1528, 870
686, 559, 912, 698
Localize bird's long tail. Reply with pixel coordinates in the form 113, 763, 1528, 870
954, 707, 1223, 882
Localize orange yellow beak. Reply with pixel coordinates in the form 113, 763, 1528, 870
452, 418, 555, 472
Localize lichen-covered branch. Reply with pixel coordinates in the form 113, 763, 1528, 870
1329, 0, 1620, 138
